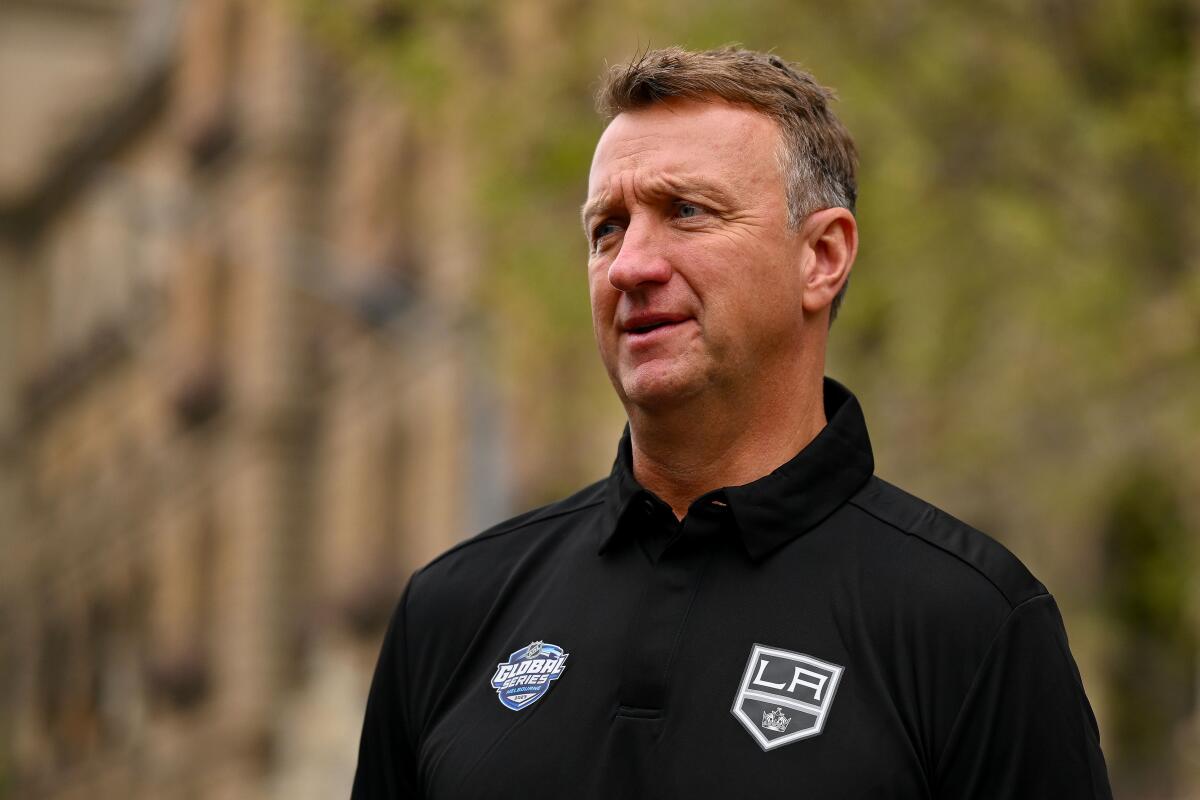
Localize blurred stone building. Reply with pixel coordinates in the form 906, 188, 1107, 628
0, 1, 519, 797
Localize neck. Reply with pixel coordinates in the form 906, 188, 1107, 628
627, 371, 828, 520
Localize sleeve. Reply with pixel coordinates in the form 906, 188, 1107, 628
934, 593, 1113, 799
351, 579, 421, 799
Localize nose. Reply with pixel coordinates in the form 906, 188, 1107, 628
607, 218, 672, 293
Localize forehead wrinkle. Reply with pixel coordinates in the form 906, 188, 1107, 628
642, 171, 736, 207
581, 167, 642, 230
583, 167, 734, 230
581, 170, 656, 232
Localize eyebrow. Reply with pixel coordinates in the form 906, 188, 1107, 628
580, 174, 735, 233
580, 192, 612, 233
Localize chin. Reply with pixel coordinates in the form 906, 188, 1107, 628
618, 368, 705, 412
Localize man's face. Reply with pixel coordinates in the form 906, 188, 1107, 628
584, 98, 807, 412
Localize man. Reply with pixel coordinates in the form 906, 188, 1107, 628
352, 47, 1112, 798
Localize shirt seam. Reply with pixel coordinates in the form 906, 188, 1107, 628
416, 495, 606, 577
847, 496, 1017, 609
395, 579, 424, 792
930, 591, 1052, 780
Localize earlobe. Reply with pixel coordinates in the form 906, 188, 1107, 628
801, 208, 857, 316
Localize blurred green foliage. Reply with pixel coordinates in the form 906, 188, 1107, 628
1104, 464, 1195, 775
296, 0, 1197, 398
295, 0, 1197, 791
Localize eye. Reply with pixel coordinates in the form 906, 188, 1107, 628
675, 201, 704, 219
591, 221, 622, 249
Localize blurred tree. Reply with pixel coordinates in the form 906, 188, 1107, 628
295, 0, 1198, 793
1104, 463, 1195, 795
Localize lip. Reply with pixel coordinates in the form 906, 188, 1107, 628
619, 312, 691, 334
618, 313, 694, 349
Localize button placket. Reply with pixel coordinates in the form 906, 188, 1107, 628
616, 515, 716, 716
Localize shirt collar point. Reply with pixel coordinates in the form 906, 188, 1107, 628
601, 377, 874, 561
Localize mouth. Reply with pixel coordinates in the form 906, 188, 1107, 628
620, 312, 691, 335
619, 316, 693, 348
628, 320, 677, 335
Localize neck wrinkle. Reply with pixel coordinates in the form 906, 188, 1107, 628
627, 377, 827, 520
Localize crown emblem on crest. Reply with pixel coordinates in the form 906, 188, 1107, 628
523, 641, 545, 659
761, 707, 792, 732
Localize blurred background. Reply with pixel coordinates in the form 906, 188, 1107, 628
0, 0, 1196, 797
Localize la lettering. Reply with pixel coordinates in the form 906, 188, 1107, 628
752, 659, 829, 701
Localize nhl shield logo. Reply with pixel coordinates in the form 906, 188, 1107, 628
490, 640, 570, 711
731, 644, 844, 750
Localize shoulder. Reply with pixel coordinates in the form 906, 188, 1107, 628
420, 478, 605, 574
404, 478, 606, 614
838, 480, 1098, 781
845, 475, 1047, 611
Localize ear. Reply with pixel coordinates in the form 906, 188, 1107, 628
799, 207, 858, 318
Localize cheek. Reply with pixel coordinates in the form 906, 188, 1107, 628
587, 264, 614, 310
587, 271, 618, 339
709, 254, 801, 330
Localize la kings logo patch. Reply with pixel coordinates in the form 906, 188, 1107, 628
731, 644, 843, 750
490, 640, 569, 711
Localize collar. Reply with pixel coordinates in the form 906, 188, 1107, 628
599, 377, 875, 562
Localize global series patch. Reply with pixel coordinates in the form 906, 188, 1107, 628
490, 640, 570, 711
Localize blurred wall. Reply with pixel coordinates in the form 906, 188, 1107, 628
0, 1, 510, 797
0, 0, 1196, 798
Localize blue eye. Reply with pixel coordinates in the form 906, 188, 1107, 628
595, 222, 620, 238
676, 202, 702, 218
591, 221, 622, 251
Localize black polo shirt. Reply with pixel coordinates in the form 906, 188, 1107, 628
352, 378, 1111, 799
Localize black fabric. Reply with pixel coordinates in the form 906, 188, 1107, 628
351, 377, 1112, 799
600, 377, 875, 561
